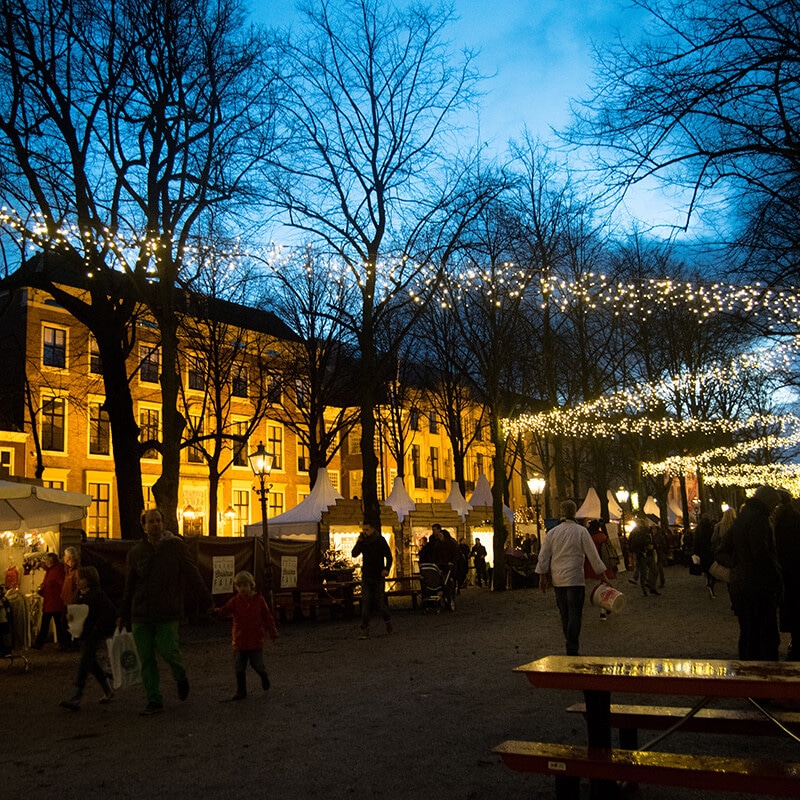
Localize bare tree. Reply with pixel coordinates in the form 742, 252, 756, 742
0, 0, 278, 531
177, 245, 296, 535
265, 0, 483, 526
257, 248, 360, 487
568, 0, 800, 278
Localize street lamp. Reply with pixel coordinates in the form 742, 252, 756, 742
249, 442, 274, 608
223, 505, 236, 535
527, 476, 546, 549
615, 486, 630, 568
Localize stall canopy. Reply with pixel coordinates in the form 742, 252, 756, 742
644, 496, 661, 517
383, 476, 415, 522
0, 480, 91, 531
468, 474, 514, 526
445, 481, 472, 520
244, 468, 342, 540
576, 487, 602, 519
606, 491, 623, 521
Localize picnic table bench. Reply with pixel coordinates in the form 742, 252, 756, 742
493, 655, 800, 798
566, 701, 800, 748
384, 575, 420, 609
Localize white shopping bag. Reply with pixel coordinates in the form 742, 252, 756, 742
66, 604, 89, 638
106, 628, 142, 689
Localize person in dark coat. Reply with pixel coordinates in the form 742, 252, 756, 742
471, 538, 488, 587
119, 508, 214, 716
352, 521, 393, 639
693, 514, 718, 599
774, 490, 800, 660
726, 485, 783, 661
59, 566, 117, 710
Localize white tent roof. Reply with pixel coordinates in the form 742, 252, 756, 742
445, 481, 472, 520
383, 476, 415, 521
468, 474, 493, 506
244, 468, 342, 540
270, 467, 342, 524
644, 496, 660, 516
576, 487, 602, 519
606, 490, 623, 521
468, 474, 514, 526
0, 480, 90, 532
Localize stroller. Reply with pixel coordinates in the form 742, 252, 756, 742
418, 563, 456, 613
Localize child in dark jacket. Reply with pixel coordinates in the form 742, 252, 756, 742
59, 566, 117, 711
215, 571, 278, 701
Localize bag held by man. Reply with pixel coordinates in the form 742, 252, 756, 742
107, 627, 142, 689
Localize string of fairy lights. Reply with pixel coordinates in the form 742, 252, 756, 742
4, 205, 800, 492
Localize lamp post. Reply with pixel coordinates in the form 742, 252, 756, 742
527, 476, 546, 549
249, 442, 274, 609
615, 486, 630, 568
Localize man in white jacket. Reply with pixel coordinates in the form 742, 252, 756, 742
536, 499, 609, 655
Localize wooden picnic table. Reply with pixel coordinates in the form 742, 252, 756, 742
495, 655, 800, 798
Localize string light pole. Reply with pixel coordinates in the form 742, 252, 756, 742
527, 476, 546, 549
249, 442, 275, 610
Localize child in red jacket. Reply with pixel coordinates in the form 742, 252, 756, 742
215, 571, 278, 700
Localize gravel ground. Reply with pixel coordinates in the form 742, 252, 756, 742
2, 564, 797, 800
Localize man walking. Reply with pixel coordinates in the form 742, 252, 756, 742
352, 521, 393, 639
119, 508, 214, 715
536, 499, 609, 655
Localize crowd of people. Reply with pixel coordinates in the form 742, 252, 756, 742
30, 482, 800, 719
528, 484, 800, 662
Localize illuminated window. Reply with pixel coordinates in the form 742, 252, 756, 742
233, 489, 249, 535
429, 411, 438, 434
268, 490, 284, 518
87, 482, 110, 536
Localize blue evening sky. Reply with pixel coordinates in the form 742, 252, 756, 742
249, 1, 690, 231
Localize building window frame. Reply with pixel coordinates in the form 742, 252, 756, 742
87, 481, 111, 537
266, 423, 283, 470
89, 401, 111, 456
42, 324, 67, 369
139, 405, 160, 460
41, 395, 66, 452
140, 343, 160, 384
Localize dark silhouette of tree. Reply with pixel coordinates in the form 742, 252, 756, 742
265, 0, 484, 527
257, 248, 360, 488
568, 0, 800, 279
0, 0, 278, 531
